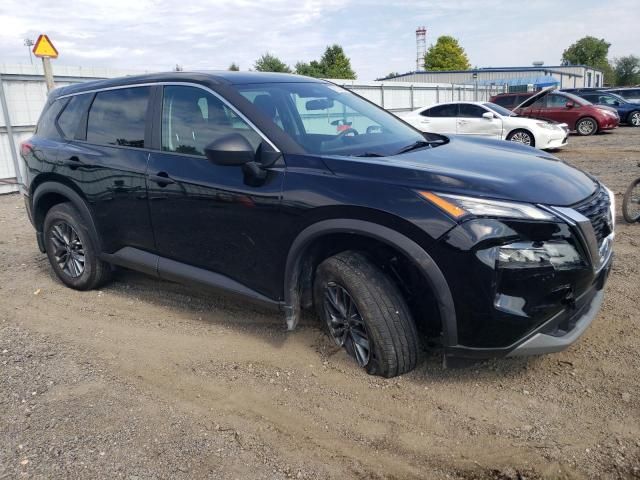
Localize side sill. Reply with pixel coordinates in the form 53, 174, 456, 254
100, 247, 280, 311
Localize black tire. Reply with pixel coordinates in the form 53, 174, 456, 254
506, 129, 535, 147
575, 117, 598, 136
43, 203, 111, 290
622, 178, 640, 223
627, 110, 640, 127
313, 251, 419, 377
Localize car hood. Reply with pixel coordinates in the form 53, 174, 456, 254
323, 135, 597, 207
514, 86, 556, 110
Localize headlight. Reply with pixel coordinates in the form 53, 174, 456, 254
476, 240, 586, 270
536, 122, 555, 130
418, 191, 556, 221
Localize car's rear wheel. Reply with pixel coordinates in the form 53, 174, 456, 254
628, 111, 640, 127
622, 178, 640, 223
576, 117, 598, 136
313, 251, 419, 377
506, 129, 535, 147
44, 203, 111, 290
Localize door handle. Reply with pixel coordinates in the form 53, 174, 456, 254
149, 172, 175, 186
61, 155, 82, 169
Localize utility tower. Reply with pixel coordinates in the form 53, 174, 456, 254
416, 27, 427, 71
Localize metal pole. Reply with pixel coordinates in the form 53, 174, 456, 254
436, 85, 439, 103
380, 84, 385, 109
42, 57, 55, 92
410, 84, 414, 110
0, 74, 24, 187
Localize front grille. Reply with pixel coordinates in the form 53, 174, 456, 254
573, 186, 612, 246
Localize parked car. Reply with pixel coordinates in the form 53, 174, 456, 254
492, 88, 620, 135
20, 72, 614, 377
569, 91, 640, 127
604, 87, 640, 103
488, 92, 534, 110
399, 101, 568, 149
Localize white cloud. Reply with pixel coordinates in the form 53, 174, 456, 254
0, 0, 637, 80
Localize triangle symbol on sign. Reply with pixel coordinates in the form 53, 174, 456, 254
33, 34, 59, 59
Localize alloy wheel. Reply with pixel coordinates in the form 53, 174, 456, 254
510, 131, 532, 145
630, 112, 640, 127
323, 282, 371, 367
50, 221, 85, 278
578, 119, 596, 135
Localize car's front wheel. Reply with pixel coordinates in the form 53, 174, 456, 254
313, 251, 419, 377
44, 203, 111, 290
576, 117, 598, 136
628, 111, 640, 127
506, 129, 535, 147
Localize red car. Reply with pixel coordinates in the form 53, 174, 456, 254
490, 88, 619, 136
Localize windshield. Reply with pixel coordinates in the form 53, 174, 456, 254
235, 82, 431, 157
483, 102, 516, 117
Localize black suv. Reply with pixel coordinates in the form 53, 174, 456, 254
21, 72, 614, 377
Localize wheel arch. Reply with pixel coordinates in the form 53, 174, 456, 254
506, 128, 536, 147
283, 219, 457, 346
576, 116, 599, 134
32, 180, 102, 253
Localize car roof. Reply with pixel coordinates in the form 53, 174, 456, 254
51, 71, 324, 99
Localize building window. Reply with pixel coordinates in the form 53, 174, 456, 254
586, 72, 592, 87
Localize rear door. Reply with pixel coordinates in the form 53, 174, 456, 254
59, 86, 155, 253
418, 104, 457, 134
456, 103, 502, 138
146, 84, 285, 299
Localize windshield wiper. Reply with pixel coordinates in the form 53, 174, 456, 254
394, 140, 433, 155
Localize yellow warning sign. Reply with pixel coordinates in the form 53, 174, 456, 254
33, 34, 59, 59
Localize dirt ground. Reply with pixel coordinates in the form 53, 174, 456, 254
1, 127, 639, 480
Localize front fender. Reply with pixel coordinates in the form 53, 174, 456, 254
283, 218, 457, 346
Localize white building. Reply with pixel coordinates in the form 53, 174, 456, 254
383, 65, 605, 90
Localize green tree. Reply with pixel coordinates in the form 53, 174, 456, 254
561, 36, 614, 84
228, 62, 240, 71
295, 45, 356, 79
613, 55, 640, 86
424, 36, 470, 71
318, 45, 356, 79
253, 53, 291, 73
295, 60, 324, 77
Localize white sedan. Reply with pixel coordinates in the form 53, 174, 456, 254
399, 101, 569, 150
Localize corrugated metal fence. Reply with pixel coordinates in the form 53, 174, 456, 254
0, 67, 506, 194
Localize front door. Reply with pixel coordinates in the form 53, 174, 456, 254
540, 93, 577, 127
146, 85, 285, 299
456, 104, 502, 138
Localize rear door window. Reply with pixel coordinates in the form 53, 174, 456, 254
57, 94, 93, 139
86, 87, 150, 148
423, 104, 458, 117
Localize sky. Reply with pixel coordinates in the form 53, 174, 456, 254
0, 0, 638, 80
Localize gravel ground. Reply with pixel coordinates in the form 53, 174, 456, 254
1, 127, 639, 479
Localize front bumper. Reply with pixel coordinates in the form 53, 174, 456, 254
434, 186, 614, 360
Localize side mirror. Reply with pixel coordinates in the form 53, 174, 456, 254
613, 100, 620, 106
482, 111, 495, 119
565, 101, 575, 108
204, 133, 256, 166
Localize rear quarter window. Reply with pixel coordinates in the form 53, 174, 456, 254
57, 94, 93, 139
35, 99, 66, 138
